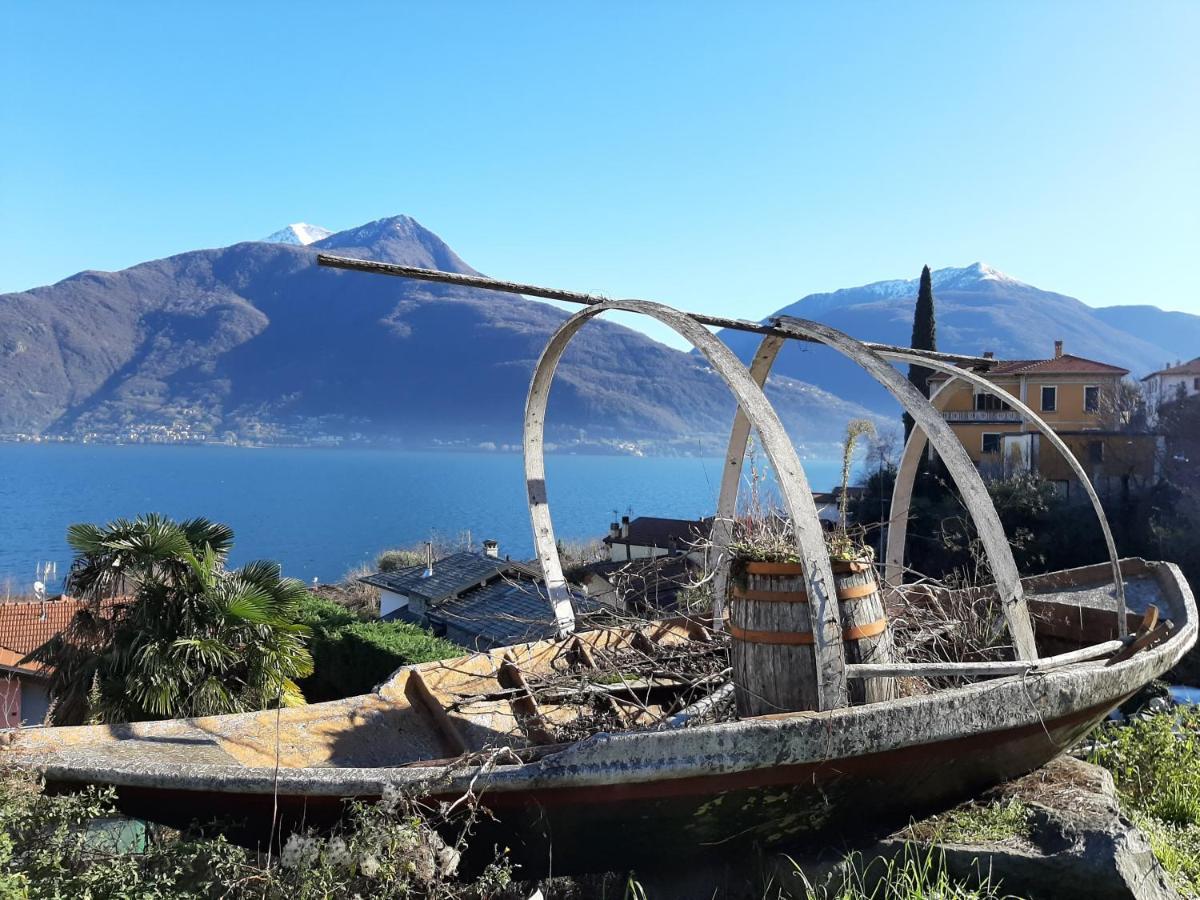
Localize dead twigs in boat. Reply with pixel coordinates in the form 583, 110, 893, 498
515, 626, 737, 741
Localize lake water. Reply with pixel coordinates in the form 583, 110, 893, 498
0, 445, 842, 593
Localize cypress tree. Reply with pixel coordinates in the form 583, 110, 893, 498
903, 265, 937, 440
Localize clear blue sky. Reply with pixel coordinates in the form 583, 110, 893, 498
2, 1, 1197, 349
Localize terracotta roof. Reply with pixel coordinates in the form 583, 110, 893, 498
930, 354, 1128, 379
0, 596, 120, 677
1143, 357, 1200, 380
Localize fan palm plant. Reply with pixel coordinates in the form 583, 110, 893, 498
26, 514, 313, 725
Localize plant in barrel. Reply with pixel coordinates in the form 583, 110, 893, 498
725, 422, 896, 716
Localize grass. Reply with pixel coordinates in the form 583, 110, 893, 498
909, 798, 1032, 847
1089, 705, 1200, 897
785, 844, 1019, 900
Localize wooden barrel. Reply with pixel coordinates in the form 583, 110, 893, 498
830, 559, 896, 706
729, 559, 895, 716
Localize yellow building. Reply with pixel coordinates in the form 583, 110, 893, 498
927, 340, 1161, 500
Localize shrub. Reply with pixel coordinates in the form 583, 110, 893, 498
1090, 707, 1200, 827
377, 548, 425, 573
296, 596, 460, 700
0, 767, 513, 899
1091, 708, 1200, 896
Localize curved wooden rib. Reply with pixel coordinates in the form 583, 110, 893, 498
773, 316, 1037, 660
710, 334, 785, 632
525, 302, 848, 710
880, 352, 1128, 638
882, 377, 950, 593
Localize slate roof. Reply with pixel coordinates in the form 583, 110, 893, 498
603, 516, 713, 549
381, 577, 597, 649
1143, 357, 1200, 380
358, 552, 539, 603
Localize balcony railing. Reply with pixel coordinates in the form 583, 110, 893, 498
942, 410, 1022, 423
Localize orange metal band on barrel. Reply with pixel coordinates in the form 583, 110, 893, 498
731, 587, 808, 603
732, 583, 877, 603
742, 562, 806, 576
728, 624, 815, 645
834, 583, 878, 600
842, 619, 889, 640
729, 619, 888, 644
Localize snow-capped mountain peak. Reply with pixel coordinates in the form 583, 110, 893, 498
262, 223, 333, 246
855, 263, 1026, 300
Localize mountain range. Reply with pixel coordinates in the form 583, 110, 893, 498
0, 216, 874, 454
716, 263, 1200, 413
3, 217, 1196, 453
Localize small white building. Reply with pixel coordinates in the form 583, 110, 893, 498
1143, 358, 1200, 422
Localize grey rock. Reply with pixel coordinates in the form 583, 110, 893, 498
877, 756, 1179, 900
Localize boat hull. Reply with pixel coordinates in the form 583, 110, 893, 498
98, 693, 1120, 873
10, 559, 1197, 876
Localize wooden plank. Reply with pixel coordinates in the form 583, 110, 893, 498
403, 671, 468, 757
847, 639, 1125, 679
711, 333, 784, 632
497, 658, 555, 745
1108, 621, 1173, 666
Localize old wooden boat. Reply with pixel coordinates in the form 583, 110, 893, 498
2, 559, 1194, 872
4, 262, 1195, 874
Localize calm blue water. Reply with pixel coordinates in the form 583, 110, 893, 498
0, 445, 842, 592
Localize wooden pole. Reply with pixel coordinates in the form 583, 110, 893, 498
315, 255, 996, 370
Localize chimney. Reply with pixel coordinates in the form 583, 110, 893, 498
982, 350, 994, 359
421, 541, 433, 578
620, 515, 630, 539
1054, 340, 1064, 359
609, 521, 620, 539
482, 539, 499, 559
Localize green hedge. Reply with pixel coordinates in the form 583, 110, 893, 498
296, 596, 461, 700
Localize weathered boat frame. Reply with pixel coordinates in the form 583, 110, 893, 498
4, 258, 1193, 875
317, 256, 1127, 708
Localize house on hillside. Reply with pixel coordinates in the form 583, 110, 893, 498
927, 340, 1162, 499
0, 596, 105, 726
359, 544, 597, 650
573, 554, 698, 614
1142, 358, 1200, 421
603, 516, 713, 563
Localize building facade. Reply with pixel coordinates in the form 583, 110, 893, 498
1142, 358, 1200, 422
927, 341, 1160, 498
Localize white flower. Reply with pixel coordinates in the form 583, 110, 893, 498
280, 833, 320, 870
381, 782, 404, 813
359, 854, 381, 877
326, 836, 352, 868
